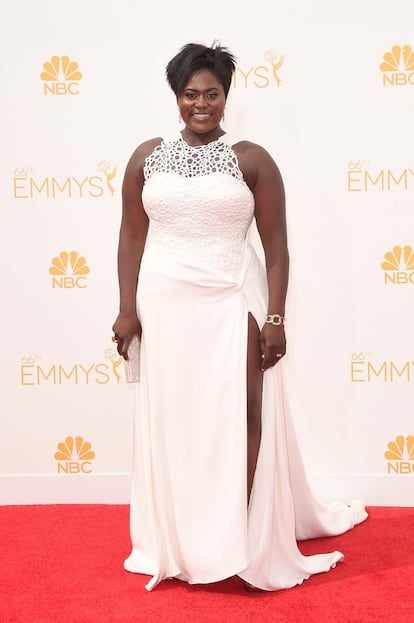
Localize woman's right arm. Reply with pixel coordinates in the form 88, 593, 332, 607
112, 141, 157, 358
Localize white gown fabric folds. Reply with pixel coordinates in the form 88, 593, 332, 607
124, 134, 367, 591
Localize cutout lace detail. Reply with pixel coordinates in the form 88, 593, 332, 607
144, 137, 244, 181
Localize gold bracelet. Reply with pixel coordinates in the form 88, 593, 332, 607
265, 314, 286, 326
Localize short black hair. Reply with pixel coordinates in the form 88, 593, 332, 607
166, 42, 236, 98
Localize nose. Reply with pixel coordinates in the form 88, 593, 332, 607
195, 95, 208, 108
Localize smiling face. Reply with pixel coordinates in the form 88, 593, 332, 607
177, 68, 226, 139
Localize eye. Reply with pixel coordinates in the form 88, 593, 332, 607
207, 92, 217, 99
184, 92, 197, 99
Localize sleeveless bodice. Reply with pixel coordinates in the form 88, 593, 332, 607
142, 136, 255, 279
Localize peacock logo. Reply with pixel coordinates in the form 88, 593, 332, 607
381, 245, 414, 284
41, 55, 82, 81
49, 251, 90, 289
381, 45, 414, 72
380, 45, 414, 86
55, 436, 95, 474
385, 436, 414, 474
40, 55, 82, 95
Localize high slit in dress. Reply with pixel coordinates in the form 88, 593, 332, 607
123, 134, 367, 591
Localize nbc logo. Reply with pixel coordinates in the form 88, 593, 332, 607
233, 49, 284, 88
49, 251, 90, 289
380, 45, 414, 86
55, 436, 95, 474
381, 245, 414, 284
40, 55, 82, 95
385, 435, 414, 474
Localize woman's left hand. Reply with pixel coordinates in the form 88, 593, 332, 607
260, 324, 286, 371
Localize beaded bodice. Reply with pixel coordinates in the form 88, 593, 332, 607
142, 135, 255, 278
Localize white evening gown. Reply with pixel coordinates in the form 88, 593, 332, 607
124, 134, 367, 591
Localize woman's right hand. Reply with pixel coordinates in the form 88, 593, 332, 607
112, 311, 141, 360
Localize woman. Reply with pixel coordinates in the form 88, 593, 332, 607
112, 42, 367, 592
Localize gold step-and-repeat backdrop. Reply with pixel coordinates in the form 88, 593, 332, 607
1, 0, 413, 505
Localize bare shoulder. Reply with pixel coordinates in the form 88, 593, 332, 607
232, 140, 275, 160
122, 137, 163, 198
231, 140, 281, 190
125, 137, 163, 174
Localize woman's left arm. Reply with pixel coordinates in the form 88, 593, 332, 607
251, 145, 289, 371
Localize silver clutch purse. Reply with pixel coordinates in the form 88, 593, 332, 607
124, 335, 141, 383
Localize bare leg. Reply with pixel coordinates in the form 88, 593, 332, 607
247, 313, 263, 502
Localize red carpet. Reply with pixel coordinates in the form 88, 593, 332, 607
1, 505, 413, 623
